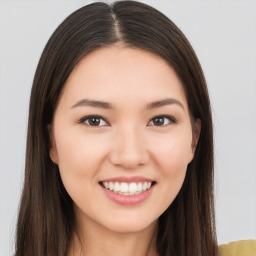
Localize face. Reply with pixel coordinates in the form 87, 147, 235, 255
49, 46, 200, 235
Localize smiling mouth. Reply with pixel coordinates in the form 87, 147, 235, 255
99, 181, 156, 195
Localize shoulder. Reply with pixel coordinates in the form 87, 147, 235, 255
219, 240, 256, 256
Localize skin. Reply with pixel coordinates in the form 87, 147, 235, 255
49, 45, 200, 256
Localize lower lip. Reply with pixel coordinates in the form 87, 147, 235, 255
100, 185, 155, 205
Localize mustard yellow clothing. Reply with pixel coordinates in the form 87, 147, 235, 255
219, 240, 256, 256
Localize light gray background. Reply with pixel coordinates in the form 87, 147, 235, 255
1, 0, 256, 255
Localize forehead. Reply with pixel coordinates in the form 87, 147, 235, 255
59, 46, 188, 111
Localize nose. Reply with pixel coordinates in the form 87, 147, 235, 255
109, 126, 150, 169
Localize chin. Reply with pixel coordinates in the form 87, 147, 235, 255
100, 215, 158, 234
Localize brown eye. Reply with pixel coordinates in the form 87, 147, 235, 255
153, 117, 165, 126
81, 116, 108, 127
148, 115, 176, 127
88, 117, 101, 126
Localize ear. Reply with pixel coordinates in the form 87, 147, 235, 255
48, 125, 58, 164
189, 118, 201, 163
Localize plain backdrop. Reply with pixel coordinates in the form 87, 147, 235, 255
0, 0, 256, 255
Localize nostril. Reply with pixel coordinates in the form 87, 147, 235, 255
109, 138, 150, 168
109, 154, 149, 169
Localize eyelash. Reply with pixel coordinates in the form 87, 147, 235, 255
79, 115, 176, 128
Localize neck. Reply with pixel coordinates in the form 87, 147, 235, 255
68, 214, 158, 256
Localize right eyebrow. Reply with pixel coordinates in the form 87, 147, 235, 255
71, 99, 114, 109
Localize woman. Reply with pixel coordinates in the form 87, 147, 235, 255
15, 1, 217, 255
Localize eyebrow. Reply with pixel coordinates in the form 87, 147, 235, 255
146, 98, 184, 110
71, 98, 184, 110
71, 99, 113, 109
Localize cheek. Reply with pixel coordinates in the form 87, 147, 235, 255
151, 132, 192, 204
54, 132, 110, 217
162, 142, 191, 170
157, 144, 189, 188
54, 129, 109, 196
55, 128, 106, 171
151, 130, 193, 172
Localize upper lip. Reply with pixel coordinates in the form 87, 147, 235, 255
100, 176, 155, 183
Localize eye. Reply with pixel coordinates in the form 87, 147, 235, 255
80, 115, 108, 127
148, 115, 176, 127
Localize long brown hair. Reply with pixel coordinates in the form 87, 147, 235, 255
15, 1, 217, 255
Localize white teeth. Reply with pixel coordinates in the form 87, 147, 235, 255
129, 183, 137, 193
120, 182, 128, 193
102, 181, 153, 195
103, 182, 109, 189
114, 182, 120, 192
109, 182, 114, 191
142, 182, 147, 191
137, 183, 142, 192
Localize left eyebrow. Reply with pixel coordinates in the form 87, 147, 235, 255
146, 98, 184, 110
